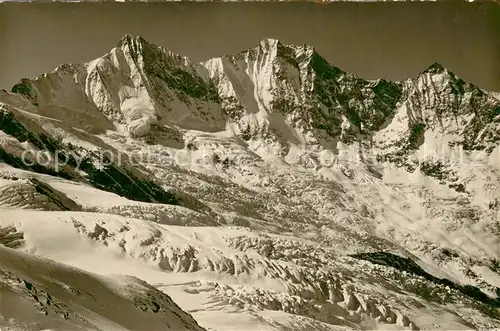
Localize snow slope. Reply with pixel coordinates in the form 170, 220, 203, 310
2, 208, 498, 330
0, 244, 205, 331
0, 34, 499, 330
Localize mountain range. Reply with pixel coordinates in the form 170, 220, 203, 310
0, 34, 499, 330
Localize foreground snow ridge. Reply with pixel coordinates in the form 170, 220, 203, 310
0, 34, 499, 331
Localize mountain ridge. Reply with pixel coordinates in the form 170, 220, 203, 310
12, 35, 470, 102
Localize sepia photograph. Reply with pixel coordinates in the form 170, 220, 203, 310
0, 1, 499, 330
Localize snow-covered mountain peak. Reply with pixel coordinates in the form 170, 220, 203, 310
116, 33, 191, 68
422, 62, 447, 75
116, 33, 144, 52
117, 33, 144, 48
258, 37, 281, 49
412, 61, 474, 96
222, 37, 318, 70
256, 37, 315, 57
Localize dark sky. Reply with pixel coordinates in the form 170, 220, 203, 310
0, 2, 499, 91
